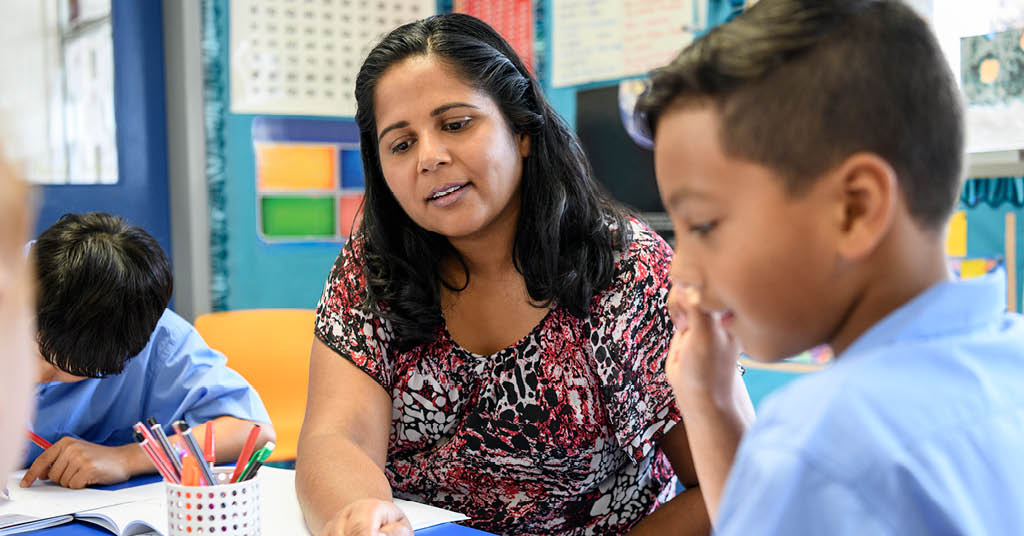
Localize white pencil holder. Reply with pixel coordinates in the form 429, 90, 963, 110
166, 467, 261, 535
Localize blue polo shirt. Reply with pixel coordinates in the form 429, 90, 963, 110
26, 309, 271, 466
717, 272, 1024, 534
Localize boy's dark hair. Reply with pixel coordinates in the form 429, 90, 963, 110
636, 0, 965, 230
34, 212, 173, 377
352, 13, 629, 350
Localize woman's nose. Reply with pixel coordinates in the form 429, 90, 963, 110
418, 135, 451, 173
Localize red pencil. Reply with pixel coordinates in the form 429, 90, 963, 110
26, 430, 51, 450
229, 424, 261, 483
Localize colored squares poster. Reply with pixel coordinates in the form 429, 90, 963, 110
960, 27, 1024, 152
230, 0, 435, 117
253, 117, 363, 242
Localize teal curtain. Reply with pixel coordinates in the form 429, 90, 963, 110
960, 177, 1024, 209
202, 0, 230, 311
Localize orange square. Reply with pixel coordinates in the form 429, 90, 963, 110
256, 143, 336, 191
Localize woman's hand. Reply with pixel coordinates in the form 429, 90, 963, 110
320, 498, 413, 536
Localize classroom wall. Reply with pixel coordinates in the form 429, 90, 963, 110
202, 0, 737, 312
200, 0, 1023, 315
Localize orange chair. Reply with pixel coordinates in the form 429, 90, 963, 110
194, 309, 316, 462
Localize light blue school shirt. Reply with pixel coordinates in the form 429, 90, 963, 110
26, 309, 271, 466
716, 272, 1024, 535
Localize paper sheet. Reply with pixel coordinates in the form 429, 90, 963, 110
76, 500, 164, 536
0, 472, 125, 522
258, 467, 468, 533
551, 0, 695, 87
230, 0, 436, 117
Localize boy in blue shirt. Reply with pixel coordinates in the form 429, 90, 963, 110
22, 212, 275, 489
638, 0, 1024, 533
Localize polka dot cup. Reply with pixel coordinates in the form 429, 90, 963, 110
166, 467, 260, 535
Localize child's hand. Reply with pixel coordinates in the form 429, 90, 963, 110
664, 285, 743, 409
20, 437, 135, 489
321, 498, 413, 536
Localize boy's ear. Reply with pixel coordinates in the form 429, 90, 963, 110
830, 153, 897, 261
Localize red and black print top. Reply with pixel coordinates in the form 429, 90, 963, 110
315, 220, 681, 535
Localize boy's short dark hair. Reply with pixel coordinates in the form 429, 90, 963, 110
34, 212, 173, 377
637, 0, 964, 230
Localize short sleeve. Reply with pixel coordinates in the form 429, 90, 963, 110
146, 312, 272, 427
588, 222, 681, 463
716, 445, 896, 536
314, 237, 396, 391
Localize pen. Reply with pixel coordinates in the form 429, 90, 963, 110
25, 430, 51, 450
134, 422, 179, 482
240, 460, 264, 482
147, 417, 183, 474
133, 431, 179, 483
237, 441, 275, 482
203, 422, 215, 469
172, 421, 216, 486
229, 424, 261, 483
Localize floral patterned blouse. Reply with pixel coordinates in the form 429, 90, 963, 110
315, 220, 681, 535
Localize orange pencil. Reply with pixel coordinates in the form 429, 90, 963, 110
203, 422, 215, 468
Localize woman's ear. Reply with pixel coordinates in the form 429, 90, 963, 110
518, 134, 531, 158
831, 152, 898, 261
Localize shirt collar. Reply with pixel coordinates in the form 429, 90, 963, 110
839, 271, 1008, 361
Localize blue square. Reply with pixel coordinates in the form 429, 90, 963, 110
340, 149, 364, 189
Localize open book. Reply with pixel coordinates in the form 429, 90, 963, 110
1, 468, 467, 535
0, 475, 164, 536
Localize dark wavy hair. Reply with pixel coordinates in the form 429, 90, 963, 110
34, 212, 173, 377
351, 13, 629, 350
636, 0, 964, 230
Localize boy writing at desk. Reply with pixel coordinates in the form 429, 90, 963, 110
22, 212, 275, 489
638, 0, 1024, 533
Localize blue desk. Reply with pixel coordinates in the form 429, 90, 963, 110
22, 475, 495, 535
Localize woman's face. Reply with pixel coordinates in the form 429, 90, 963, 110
373, 54, 530, 242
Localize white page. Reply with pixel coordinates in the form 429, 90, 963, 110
258, 467, 467, 532
393, 499, 470, 531
76, 500, 165, 536
0, 472, 126, 522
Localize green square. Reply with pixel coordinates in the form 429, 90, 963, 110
261, 196, 336, 238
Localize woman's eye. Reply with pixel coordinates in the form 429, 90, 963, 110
687, 221, 718, 237
390, 140, 411, 154
443, 118, 471, 132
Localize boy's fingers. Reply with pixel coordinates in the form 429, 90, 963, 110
679, 286, 714, 351
60, 464, 83, 488
67, 469, 91, 490
21, 442, 63, 487
48, 449, 73, 487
